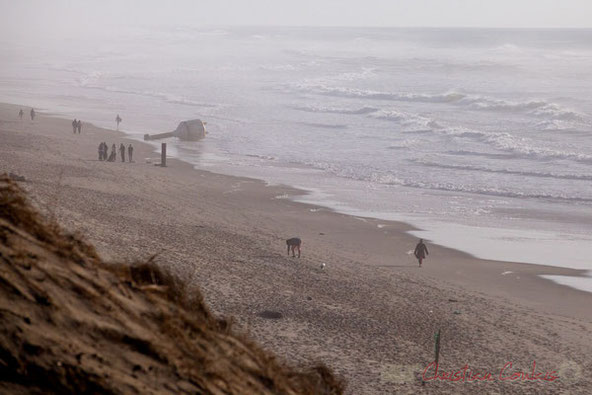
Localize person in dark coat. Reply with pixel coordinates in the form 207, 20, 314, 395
119, 143, 126, 162
77, 120, 82, 134
414, 239, 429, 267
30, 108, 35, 120
18, 109, 24, 120
98, 142, 104, 160
127, 144, 133, 162
108, 146, 116, 161
72, 119, 78, 134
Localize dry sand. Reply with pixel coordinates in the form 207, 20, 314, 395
1, 103, 591, 394
0, 175, 343, 394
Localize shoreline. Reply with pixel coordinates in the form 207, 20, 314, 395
105, 113, 592, 294
30, 100, 592, 295
8, 100, 592, 290
2, 102, 592, 393
3, 101, 592, 315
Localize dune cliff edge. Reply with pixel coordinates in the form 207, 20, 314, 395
0, 175, 344, 394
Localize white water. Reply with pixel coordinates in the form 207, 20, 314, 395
2, 27, 591, 291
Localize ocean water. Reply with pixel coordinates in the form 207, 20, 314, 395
2, 27, 592, 291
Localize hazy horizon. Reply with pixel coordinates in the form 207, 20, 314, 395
1, 0, 592, 43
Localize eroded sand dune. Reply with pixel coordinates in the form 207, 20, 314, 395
0, 176, 344, 394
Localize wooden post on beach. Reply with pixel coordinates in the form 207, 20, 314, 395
434, 329, 441, 366
161, 143, 167, 167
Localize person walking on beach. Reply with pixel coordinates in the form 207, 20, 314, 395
119, 143, 126, 162
116, 114, 122, 130
72, 119, 78, 134
77, 120, 82, 134
18, 109, 24, 120
127, 144, 133, 162
414, 239, 429, 267
30, 108, 35, 121
99, 142, 108, 161
108, 144, 117, 162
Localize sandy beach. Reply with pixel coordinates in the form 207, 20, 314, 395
1, 103, 591, 393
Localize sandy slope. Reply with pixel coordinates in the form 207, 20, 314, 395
1, 103, 591, 394
0, 175, 344, 394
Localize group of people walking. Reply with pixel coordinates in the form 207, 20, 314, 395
72, 119, 83, 134
99, 142, 133, 163
18, 108, 35, 120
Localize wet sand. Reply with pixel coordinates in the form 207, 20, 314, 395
1, 103, 591, 394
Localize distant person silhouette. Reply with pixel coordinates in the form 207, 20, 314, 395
127, 144, 133, 162
30, 108, 35, 121
108, 144, 117, 162
414, 239, 429, 267
98, 142, 104, 160
18, 109, 23, 120
77, 120, 82, 134
119, 143, 126, 162
72, 119, 77, 134
116, 114, 122, 130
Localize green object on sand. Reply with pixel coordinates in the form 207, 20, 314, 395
434, 329, 441, 365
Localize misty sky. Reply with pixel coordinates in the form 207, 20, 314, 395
1, 0, 591, 39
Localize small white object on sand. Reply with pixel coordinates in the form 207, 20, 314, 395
320, 263, 326, 270
501, 271, 513, 276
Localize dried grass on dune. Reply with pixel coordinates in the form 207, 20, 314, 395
0, 175, 345, 394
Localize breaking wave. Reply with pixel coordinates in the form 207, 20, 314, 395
298, 122, 347, 129
390, 181, 592, 203
412, 159, 592, 181
369, 110, 442, 130
427, 126, 592, 164
292, 101, 592, 165
303, 160, 592, 203
290, 83, 586, 122
292, 105, 378, 115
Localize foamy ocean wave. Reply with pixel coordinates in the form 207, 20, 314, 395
411, 159, 592, 181
290, 83, 587, 123
292, 105, 379, 115
299, 156, 592, 202
369, 109, 441, 130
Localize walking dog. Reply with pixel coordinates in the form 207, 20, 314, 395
286, 237, 301, 258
